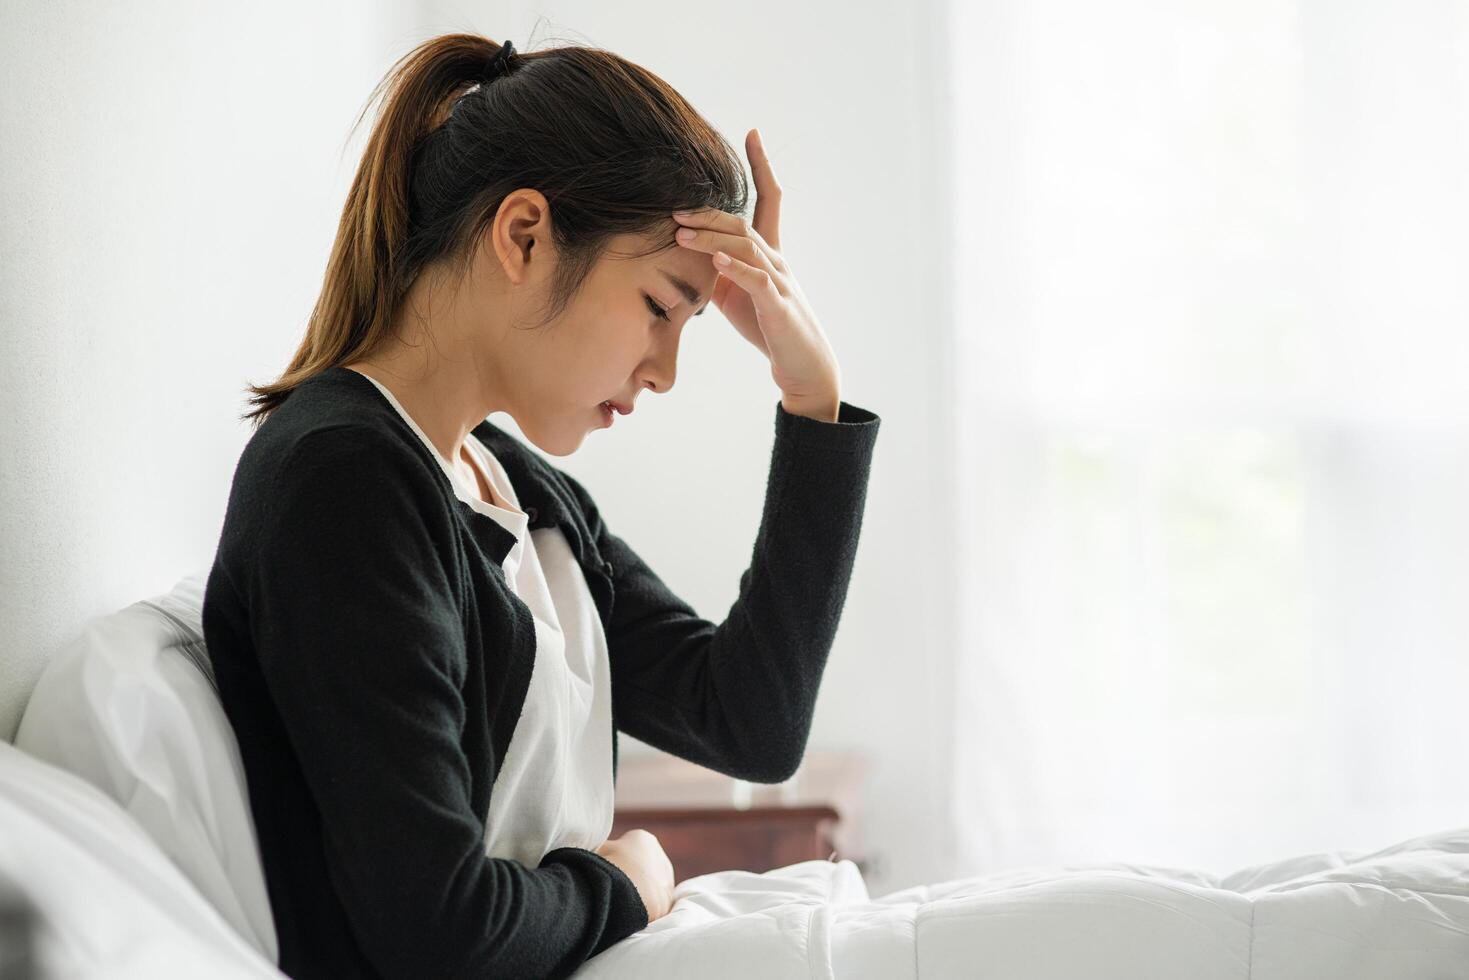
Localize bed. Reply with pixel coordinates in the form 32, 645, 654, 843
5, 572, 1467, 978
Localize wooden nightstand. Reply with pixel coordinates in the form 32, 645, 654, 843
610, 748, 870, 881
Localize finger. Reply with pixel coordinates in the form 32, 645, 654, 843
673, 223, 769, 265
712, 250, 782, 314
674, 225, 788, 294
747, 128, 782, 252
671, 204, 785, 273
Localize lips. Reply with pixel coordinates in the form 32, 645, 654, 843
603, 399, 633, 416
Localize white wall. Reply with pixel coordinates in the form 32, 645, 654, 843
0, 0, 957, 895
0, 0, 428, 723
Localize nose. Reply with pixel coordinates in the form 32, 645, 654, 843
640, 338, 678, 395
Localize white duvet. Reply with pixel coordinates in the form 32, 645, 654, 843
576, 828, 1469, 979
3, 736, 1467, 978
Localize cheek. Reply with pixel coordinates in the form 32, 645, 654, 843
547, 311, 651, 399
563, 330, 640, 396
600, 318, 652, 366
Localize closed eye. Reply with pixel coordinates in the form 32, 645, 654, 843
644, 294, 670, 321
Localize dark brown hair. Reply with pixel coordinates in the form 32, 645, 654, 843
241, 32, 749, 426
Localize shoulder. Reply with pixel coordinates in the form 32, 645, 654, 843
240, 417, 429, 497
237, 370, 441, 498
233, 417, 458, 549
239, 425, 464, 608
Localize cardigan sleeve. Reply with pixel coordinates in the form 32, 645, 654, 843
569, 398, 880, 784
249, 429, 647, 979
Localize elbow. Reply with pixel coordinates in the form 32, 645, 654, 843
738, 748, 803, 785
773, 751, 804, 784
730, 716, 810, 785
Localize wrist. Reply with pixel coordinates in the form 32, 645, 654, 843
781, 392, 840, 422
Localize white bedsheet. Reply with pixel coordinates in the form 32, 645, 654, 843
5, 732, 1467, 978
575, 827, 1469, 979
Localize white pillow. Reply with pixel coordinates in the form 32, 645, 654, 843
0, 738, 283, 977
13, 569, 278, 964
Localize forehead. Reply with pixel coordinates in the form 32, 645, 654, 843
615, 229, 717, 309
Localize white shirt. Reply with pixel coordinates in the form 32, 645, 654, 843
353, 371, 616, 868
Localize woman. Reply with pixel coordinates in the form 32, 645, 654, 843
201, 32, 880, 980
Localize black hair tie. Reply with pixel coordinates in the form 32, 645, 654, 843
484, 40, 516, 82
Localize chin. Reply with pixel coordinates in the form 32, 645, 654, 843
518, 421, 587, 458
541, 438, 583, 458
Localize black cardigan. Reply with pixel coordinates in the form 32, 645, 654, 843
202, 365, 881, 979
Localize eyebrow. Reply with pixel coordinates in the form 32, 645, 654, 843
659, 270, 708, 316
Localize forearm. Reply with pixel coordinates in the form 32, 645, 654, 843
604, 397, 881, 782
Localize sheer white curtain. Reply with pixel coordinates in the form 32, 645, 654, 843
948, 0, 1469, 876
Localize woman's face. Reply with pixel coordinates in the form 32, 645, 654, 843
476, 194, 720, 456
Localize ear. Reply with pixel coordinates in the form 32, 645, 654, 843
488, 188, 553, 285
